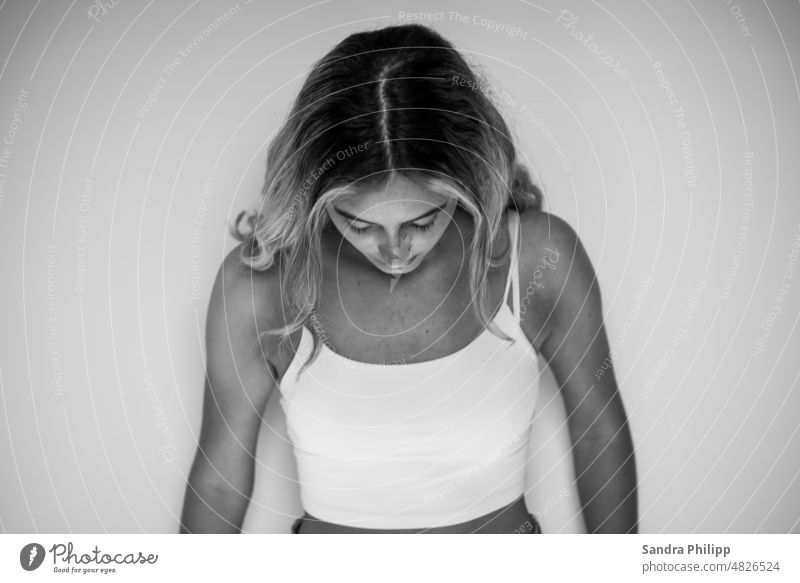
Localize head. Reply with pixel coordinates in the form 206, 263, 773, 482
232, 23, 542, 362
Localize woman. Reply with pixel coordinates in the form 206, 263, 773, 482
179, 23, 637, 534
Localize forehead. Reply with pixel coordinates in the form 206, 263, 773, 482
334, 174, 450, 216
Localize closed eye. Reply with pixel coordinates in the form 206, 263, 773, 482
349, 223, 373, 235
410, 221, 435, 232
349, 219, 436, 236
349, 211, 441, 235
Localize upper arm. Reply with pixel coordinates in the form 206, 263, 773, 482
194, 245, 282, 484
519, 212, 618, 421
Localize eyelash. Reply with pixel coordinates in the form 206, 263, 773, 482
350, 220, 436, 236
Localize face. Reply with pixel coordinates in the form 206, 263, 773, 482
326, 175, 459, 275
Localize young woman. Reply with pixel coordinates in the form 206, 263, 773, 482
179, 23, 637, 534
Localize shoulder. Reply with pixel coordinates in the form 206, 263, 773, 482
207, 243, 293, 358
515, 209, 601, 343
518, 208, 597, 290
211, 243, 282, 314
517, 208, 586, 263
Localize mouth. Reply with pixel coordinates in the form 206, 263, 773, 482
379, 254, 418, 271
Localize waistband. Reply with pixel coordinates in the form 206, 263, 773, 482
290, 510, 542, 534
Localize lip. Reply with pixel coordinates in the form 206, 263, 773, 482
379, 254, 417, 270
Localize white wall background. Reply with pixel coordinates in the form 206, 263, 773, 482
0, 0, 798, 534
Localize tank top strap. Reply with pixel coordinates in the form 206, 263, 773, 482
279, 324, 315, 392
502, 210, 522, 326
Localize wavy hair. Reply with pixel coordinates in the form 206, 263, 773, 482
231, 23, 543, 371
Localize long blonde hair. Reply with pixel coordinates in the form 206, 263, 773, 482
231, 23, 542, 370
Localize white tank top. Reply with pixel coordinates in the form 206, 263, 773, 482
277, 210, 541, 528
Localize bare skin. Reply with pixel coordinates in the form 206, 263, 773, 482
179, 180, 638, 534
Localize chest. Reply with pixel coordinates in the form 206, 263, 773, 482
314, 244, 511, 366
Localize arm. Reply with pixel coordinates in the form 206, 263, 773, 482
523, 212, 638, 534
179, 246, 279, 533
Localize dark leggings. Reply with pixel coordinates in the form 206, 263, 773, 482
290, 512, 542, 534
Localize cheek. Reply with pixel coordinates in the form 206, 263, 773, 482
413, 235, 437, 253
409, 229, 447, 255
343, 233, 378, 255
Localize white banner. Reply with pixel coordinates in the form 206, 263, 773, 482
1, 534, 798, 582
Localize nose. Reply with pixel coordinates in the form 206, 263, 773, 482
379, 229, 412, 264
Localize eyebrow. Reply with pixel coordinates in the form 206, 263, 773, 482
333, 201, 448, 226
